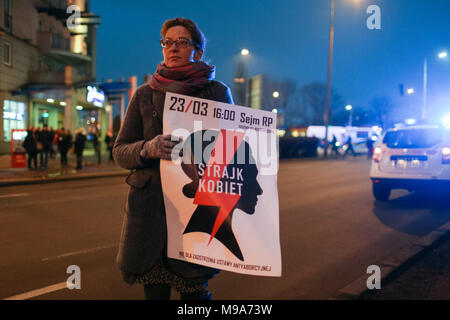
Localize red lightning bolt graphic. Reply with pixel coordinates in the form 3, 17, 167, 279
193, 129, 245, 245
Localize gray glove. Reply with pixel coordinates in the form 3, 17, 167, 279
140, 134, 182, 161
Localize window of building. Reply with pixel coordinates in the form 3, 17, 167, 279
3, 42, 12, 66
4, 0, 11, 31
3, 100, 26, 141
52, 34, 62, 50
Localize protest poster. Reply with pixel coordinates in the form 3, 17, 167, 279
161, 92, 281, 277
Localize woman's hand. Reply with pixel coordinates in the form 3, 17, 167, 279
140, 134, 182, 161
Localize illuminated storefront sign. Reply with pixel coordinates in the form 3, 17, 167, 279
3, 111, 24, 120
87, 86, 105, 107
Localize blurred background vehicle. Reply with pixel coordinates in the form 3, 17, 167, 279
370, 125, 450, 200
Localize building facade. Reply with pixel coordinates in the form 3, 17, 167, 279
0, 0, 104, 154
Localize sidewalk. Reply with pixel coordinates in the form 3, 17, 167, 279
0, 149, 129, 187
366, 232, 450, 300
1, 147, 350, 187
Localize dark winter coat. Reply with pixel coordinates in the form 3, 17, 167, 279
22, 130, 37, 154
113, 81, 233, 284
58, 133, 72, 153
105, 134, 115, 150
74, 133, 86, 155
36, 129, 52, 152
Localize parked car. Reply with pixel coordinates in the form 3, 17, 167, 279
369, 125, 450, 201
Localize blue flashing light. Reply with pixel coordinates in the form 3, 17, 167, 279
442, 115, 450, 127
405, 118, 417, 125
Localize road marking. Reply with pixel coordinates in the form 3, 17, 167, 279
40, 244, 117, 262
3, 282, 67, 300
4, 244, 118, 300
0, 193, 29, 199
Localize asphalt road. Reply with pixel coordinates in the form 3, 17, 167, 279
1, 157, 449, 300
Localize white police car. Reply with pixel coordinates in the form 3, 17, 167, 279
369, 125, 450, 201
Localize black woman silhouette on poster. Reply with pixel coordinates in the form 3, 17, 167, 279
179, 129, 263, 261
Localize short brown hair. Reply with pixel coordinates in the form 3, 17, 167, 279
161, 17, 206, 51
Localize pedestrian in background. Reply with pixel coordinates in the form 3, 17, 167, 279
344, 135, 356, 158
113, 17, 233, 300
22, 128, 38, 170
331, 135, 340, 157
65, 129, 73, 151
34, 127, 42, 166
49, 127, 56, 159
37, 125, 51, 169
92, 126, 102, 164
104, 129, 115, 162
57, 127, 71, 167
366, 137, 374, 160
74, 127, 86, 170
53, 128, 60, 158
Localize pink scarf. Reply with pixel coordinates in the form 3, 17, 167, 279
150, 62, 215, 95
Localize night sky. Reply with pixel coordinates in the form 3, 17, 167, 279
90, 0, 450, 121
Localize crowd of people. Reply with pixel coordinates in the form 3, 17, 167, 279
21, 125, 116, 170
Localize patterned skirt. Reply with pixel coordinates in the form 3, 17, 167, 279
134, 259, 206, 294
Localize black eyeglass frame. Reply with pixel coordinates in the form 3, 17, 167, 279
160, 37, 202, 50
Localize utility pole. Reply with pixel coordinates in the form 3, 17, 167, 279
323, 0, 335, 158
422, 57, 427, 121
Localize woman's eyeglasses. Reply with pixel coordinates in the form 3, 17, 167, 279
160, 37, 200, 49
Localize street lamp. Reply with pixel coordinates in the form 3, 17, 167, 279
272, 92, 283, 126
323, 0, 360, 157
233, 49, 250, 106
407, 88, 414, 95
422, 50, 448, 120
438, 51, 448, 59
272, 91, 280, 111
345, 105, 353, 127
241, 48, 249, 56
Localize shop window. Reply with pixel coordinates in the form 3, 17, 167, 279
3, 100, 26, 141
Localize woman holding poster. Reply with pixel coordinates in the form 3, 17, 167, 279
113, 17, 233, 300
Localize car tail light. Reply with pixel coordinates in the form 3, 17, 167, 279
373, 147, 382, 163
442, 147, 450, 164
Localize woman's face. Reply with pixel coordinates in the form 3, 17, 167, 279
162, 26, 203, 68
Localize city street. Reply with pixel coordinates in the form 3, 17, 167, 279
1, 157, 449, 300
